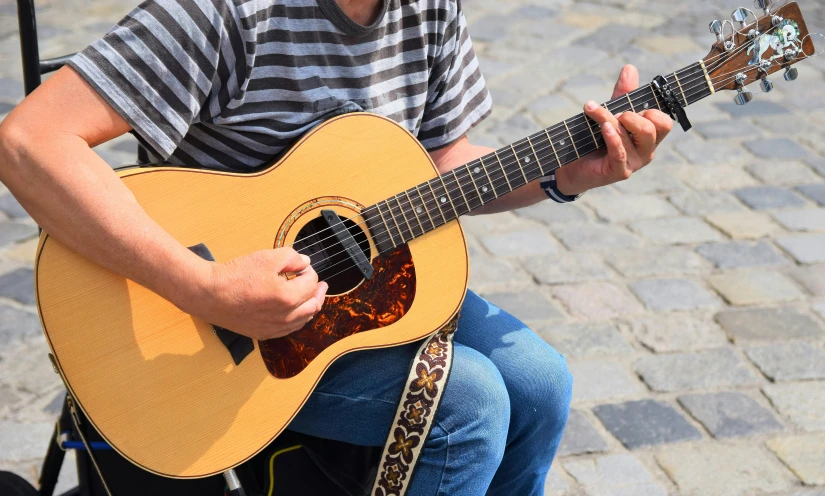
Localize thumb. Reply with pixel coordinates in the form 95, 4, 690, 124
612, 64, 640, 99
277, 248, 312, 274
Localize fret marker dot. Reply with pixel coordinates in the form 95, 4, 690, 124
559, 140, 565, 145
644, 102, 649, 109
440, 197, 447, 204
482, 186, 488, 193
524, 157, 530, 164
416, 207, 422, 214
473, 167, 480, 174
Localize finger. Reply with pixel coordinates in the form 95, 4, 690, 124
611, 65, 640, 99
286, 267, 319, 304
313, 282, 329, 312
290, 291, 325, 327
639, 109, 674, 145
584, 101, 618, 128
278, 248, 312, 274
618, 112, 657, 161
602, 122, 630, 179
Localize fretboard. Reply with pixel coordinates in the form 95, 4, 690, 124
365, 62, 714, 253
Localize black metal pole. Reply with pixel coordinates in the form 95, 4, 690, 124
16, 0, 42, 95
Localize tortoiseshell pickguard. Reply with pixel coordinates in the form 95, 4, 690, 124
258, 246, 416, 379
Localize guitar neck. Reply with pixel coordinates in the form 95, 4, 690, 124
364, 61, 715, 253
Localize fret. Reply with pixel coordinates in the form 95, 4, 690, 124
384, 200, 406, 243
626, 93, 636, 112
526, 135, 545, 176
427, 180, 448, 224
437, 174, 460, 218
449, 170, 472, 215
414, 185, 436, 231
671, 72, 688, 107
699, 59, 715, 95
544, 128, 561, 168
473, 159, 498, 203
510, 144, 530, 184
454, 166, 483, 210
562, 120, 579, 159
404, 191, 425, 234
393, 194, 417, 238
493, 151, 512, 192
585, 116, 599, 148
374, 202, 397, 248
650, 83, 663, 111
465, 161, 484, 204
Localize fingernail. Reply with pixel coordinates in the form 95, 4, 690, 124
602, 122, 615, 136
585, 101, 598, 111
300, 254, 311, 265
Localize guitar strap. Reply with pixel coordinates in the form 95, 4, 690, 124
371, 314, 459, 496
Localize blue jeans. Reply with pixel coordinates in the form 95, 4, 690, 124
287, 290, 573, 495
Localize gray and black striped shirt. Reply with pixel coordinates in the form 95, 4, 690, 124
68, 0, 492, 171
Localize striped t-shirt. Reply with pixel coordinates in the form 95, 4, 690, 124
68, 0, 492, 171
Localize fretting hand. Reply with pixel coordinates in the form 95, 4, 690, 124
554, 65, 674, 196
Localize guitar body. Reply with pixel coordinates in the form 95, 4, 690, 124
34, 113, 469, 478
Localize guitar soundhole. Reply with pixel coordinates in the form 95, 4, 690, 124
293, 215, 370, 295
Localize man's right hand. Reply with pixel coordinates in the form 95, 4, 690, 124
183, 248, 328, 341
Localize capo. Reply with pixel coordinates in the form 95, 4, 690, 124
652, 76, 692, 132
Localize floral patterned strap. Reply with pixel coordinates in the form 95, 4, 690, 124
372, 315, 459, 496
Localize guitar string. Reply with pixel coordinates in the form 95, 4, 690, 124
311, 61, 781, 281
290, 28, 779, 268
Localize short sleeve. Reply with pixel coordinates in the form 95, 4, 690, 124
417, 2, 492, 151
67, 0, 249, 160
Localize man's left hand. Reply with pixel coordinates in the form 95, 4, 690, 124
555, 64, 674, 196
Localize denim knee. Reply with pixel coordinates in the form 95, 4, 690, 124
508, 340, 573, 429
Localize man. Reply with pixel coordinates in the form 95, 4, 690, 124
0, 0, 672, 493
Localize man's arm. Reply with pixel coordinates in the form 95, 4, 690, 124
0, 67, 325, 340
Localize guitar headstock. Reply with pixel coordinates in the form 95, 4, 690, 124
703, 1, 817, 102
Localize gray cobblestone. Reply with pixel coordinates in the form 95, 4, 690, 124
515, 202, 589, 226
708, 270, 806, 306
552, 282, 644, 320
715, 100, 791, 117
696, 241, 788, 269
563, 454, 667, 496
0, 421, 56, 462
677, 392, 782, 438
552, 225, 642, 252
630, 278, 720, 312
544, 467, 575, 496
0, 222, 38, 248
668, 190, 746, 216
694, 120, 760, 140
479, 230, 560, 257
611, 168, 685, 195
766, 434, 825, 485
734, 186, 808, 211
674, 141, 752, 166
0, 304, 40, 346
0, 268, 35, 305
523, 253, 611, 285
635, 348, 760, 392
628, 217, 723, 245
790, 264, 825, 297
744, 138, 810, 160
772, 208, 825, 232
746, 342, 825, 382
468, 255, 534, 293
747, 162, 822, 186
606, 246, 706, 277
557, 409, 609, 457
623, 314, 728, 353
485, 290, 565, 323
568, 360, 646, 404
797, 184, 825, 206
593, 399, 701, 449
763, 381, 825, 432
715, 307, 824, 342
585, 195, 678, 223
537, 321, 632, 359
0, 193, 28, 219
776, 234, 825, 264
808, 157, 825, 177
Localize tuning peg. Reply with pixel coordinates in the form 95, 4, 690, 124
709, 20, 724, 43
734, 87, 754, 105
755, 0, 771, 15
784, 67, 799, 81
732, 8, 750, 28
760, 78, 774, 93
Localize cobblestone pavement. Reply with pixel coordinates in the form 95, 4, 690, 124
1, 0, 825, 494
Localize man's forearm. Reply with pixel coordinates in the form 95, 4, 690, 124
0, 120, 208, 311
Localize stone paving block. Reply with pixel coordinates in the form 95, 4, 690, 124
696, 240, 789, 269
630, 278, 720, 311
677, 392, 782, 438
0, 194, 28, 219
479, 230, 559, 258
746, 342, 825, 382
515, 202, 589, 226
552, 282, 644, 320
628, 217, 723, 245
635, 348, 760, 392
0, 222, 38, 248
0, 304, 41, 346
537, 322, 633, 359
2, 237, 38, 264
675, 141, 752, 166
529, 94, 580, 127
584, 194, 679, 223
552, 225, 642, 252
0, 268, 35, 305
544, 466, 575, 496
0, 384, 21, 412
763, 381, 825, 432
568, 361, 646, 403
744, 138, 810, 159
808, 157, 825, 177
772, 208, 825, 232
790, 264, 825, 296
669, 164, 761, 191
766, 434, 825, 485
624, 313, 729, 353
694, 119, 760, 140
563, 454, 667, 496
593, 399, 701, 449
557, 410, 609, 457
734, 186, 808, 211
460, 211, 534, 235
716, 307, 825, 342
708, 270, 806, 306
815, 302, 825, 321
716, 100, 791, 117
776, 234, 825, 264
748, 161, 822, 186
0, 422, 55, 461
611, 167, 685, 195
606, 246, 706, 277
669, 190, 747, 216
484, 291, 565, 323
657, 444, 796, 496
468, 256, 534, 293
798, 183, 825, 206
523, 253, 611, 285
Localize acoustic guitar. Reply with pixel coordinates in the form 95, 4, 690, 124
34, 1, 816, 478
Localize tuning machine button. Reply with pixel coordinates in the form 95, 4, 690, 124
734, 87, 754, 105
755, 0, 771, 15
760, 78, 774, 93
710, 19, 724, 43
784, 67, 799, 81
732, 8, 751, 28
